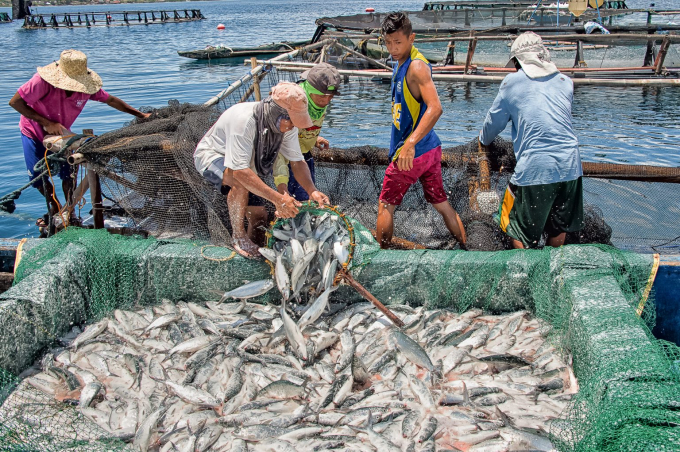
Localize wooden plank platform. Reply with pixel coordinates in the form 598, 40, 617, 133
652, 256, 680, 346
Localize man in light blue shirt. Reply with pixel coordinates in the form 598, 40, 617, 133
480, 32, 583, 249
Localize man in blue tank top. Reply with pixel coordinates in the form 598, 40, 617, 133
376, 12, 467, 249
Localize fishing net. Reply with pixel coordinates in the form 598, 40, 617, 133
1, 49, 680, 451
71, 57, 680, 254
2, 227, 679, 451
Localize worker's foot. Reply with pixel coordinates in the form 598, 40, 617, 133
233, 236, 260, 259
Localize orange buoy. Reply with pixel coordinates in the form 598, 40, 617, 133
365, 7, 375, 12
217, 23, 225, 30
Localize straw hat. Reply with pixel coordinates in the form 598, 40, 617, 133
37, 50, 103, 95
510, 32, 559, 79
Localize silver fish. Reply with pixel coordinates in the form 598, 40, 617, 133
165, 381, 220, 408
281, 301, 308, 361
220, 279, 274, 301
78, 381, 102, 408
71, 320, 108, 349
134, 406, 166, 452
290, 251, 316, 294
258, 247, 277, 263
389, 329, 434, 372
297, 286, 337, 331
275, 255, 291, 301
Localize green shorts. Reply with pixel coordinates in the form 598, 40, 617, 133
497, 177, 584, 248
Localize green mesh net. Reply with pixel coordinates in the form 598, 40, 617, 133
1, 226, 678, 451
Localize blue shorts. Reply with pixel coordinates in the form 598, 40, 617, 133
22, 134, 71, 188
203, 158, 266, 207
287, 154, 315, 201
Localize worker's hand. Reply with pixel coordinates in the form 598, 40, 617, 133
396, 142, 415, 171
276, 183, 289, 195
43, 120, 67, 136
140, 112, 152, 120
315, 136, 330, 150
274, 193, 300, 219
309, 190, 330, 207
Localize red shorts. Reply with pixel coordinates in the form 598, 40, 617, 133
379, 146, 447, 206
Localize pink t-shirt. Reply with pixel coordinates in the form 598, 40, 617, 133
18, 73, 110, 142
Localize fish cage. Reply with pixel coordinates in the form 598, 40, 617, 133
0, 40, 679, 452
21, 9, 205, 29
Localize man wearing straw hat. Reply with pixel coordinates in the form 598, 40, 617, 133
9, 49, 150, 228
479, 32, 583, 249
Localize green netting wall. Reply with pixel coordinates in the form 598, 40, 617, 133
1, 226, 679, 451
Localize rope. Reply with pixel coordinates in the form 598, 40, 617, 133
0, 134, 89, 223
44, 146, 67, 229
200, 245, 237, 262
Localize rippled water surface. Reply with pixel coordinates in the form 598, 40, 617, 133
1, 0, 679, 238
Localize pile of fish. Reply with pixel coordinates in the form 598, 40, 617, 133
1, 213, 577, 451
5, 299, 576, 451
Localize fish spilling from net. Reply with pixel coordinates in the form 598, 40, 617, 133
5, 298, 575, 451
263, 211, 350, 304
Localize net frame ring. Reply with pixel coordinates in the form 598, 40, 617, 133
263, 201, 356, 276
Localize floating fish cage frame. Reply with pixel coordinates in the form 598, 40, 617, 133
21, 9, 205, 29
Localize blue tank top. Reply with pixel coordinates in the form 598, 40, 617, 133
390, 46, 442, 162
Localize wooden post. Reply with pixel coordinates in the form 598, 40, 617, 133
573, 40, 585, 68
444, 40, 455, 66
643, 37, 657, 67
64, 175, 90, 222
464, 32, 477, 74
654, 36, 671, 75
87, 166, 104, 229
319, 44, 328, 63
250, 57, 262, 101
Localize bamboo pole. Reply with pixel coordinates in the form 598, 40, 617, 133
464, 32, 478, 74
655, 36, 672, 75
477, 66, 659, 74
322, 32, 680, 45
87, 165, 104, 229
274, 66, 680, 87
312, 148, 680, 184
250, 57, 262, 101
581, 162, 680, 183
206, 39, 335, 106
67, 153, 86, 165
333, 41, 392, 70
256, 58, 674, 75
319, 44, 328, 63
